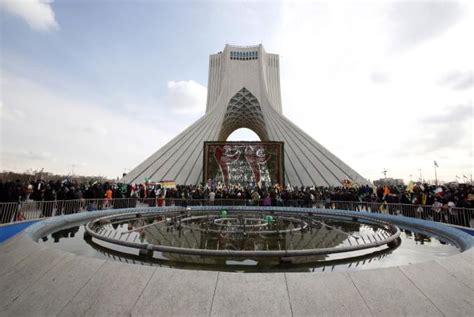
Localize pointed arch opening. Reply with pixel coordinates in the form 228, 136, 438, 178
226, 128, 261, 141
218, 87, 269, 141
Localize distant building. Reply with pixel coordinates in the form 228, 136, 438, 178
373, 178, 405, 186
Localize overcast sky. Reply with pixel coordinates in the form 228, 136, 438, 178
1, 0, 472, 183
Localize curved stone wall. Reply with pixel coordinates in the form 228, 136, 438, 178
25, 206, 474, 251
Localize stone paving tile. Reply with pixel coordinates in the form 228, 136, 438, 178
1, 233, 473, 317
0, 231, 25, 250
286, 271, 371, 316
0, 246, 67, 312
131, 267, 217, 317
210, 272, 292, 317
57, 261, 156, 317
460, 248, 474, 263
3, 254, 106, 317
0, 233, 42, 276
436, 255, 474, 290
349, 266, 442, 316
400, 261, 474, 316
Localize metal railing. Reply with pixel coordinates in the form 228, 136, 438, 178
1, 198, 473, 228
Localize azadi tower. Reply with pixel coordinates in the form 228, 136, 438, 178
122, 44, 368, 186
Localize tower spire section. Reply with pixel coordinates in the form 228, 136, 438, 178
206, 44, 282, 114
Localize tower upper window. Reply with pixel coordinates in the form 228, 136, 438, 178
230, 51, 258, 61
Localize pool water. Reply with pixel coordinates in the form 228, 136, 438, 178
38, 221, 459, 273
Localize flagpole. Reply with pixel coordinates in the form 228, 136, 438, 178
434, 161, 438, 186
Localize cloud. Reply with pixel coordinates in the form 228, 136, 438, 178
421, 103, 472, 125
439, 70, 474, 90
0, 70, 174, 178
370, 70, 390, 84
82, 124, 108, 137
0, 0, 58, 32
272, 1, 473, 182
413, 103, 473, 153
6, 150, 53, 161
166, 80, 207, 114
386, 1, 464, 51
0, 100, 25, 120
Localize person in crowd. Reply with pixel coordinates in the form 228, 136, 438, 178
1, 177, 473, 225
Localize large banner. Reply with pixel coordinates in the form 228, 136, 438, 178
203, 142, 284, 187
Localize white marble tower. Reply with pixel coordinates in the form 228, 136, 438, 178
121, 44, 368, 186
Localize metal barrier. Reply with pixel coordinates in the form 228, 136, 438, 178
1, 198, 473, 228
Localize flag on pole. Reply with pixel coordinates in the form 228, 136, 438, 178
434, 160, 438, 167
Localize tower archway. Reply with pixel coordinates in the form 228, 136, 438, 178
218, 87, 269, 141
226, 128, 261, 141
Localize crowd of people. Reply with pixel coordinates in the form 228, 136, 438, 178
1, 178, 473, 209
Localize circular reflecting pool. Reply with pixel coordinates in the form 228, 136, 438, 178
37, 209, 460, 272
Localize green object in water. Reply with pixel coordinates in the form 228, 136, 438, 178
264, 215, 273, 223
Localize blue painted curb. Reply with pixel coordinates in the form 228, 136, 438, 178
0, 220, 40, 243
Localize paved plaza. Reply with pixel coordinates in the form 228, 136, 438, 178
1, 214, 473, 317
